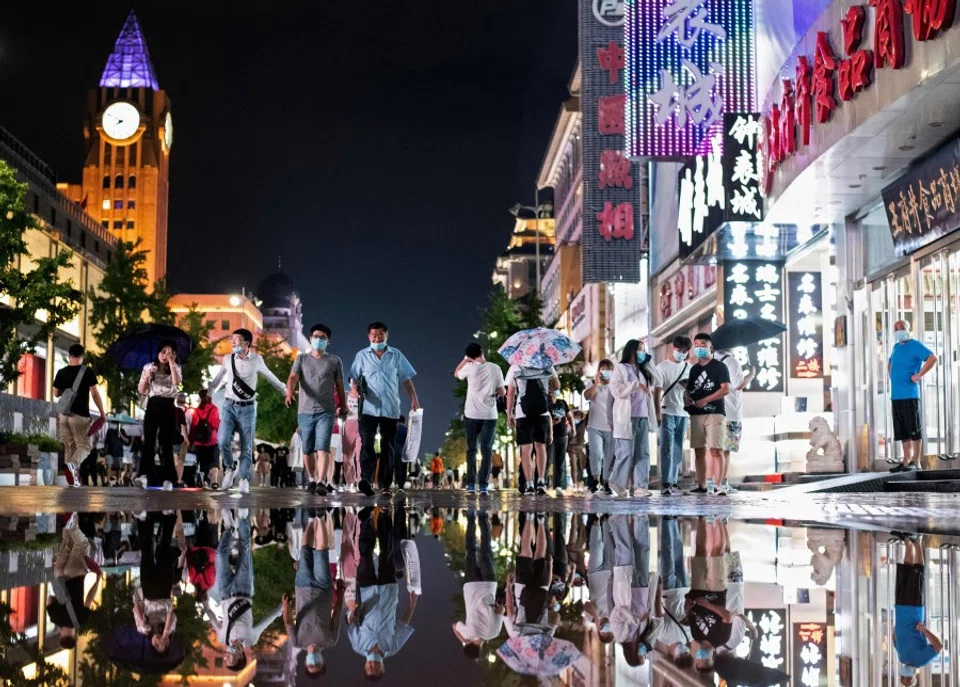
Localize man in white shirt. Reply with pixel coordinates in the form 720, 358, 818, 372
454, 344, 506, 496
452, 511, 504, 658
210, 328, 287, 494
653, 336, 692, 496
506, 364, 560, 496
714, 349, 754, 495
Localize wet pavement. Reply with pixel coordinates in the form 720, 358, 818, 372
3, 488, 960, 685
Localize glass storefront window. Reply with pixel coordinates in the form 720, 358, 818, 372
861, 203, 899, 278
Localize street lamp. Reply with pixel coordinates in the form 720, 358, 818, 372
509, 190, 553, 296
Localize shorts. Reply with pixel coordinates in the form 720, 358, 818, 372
691, 555, 727, 592
299, 411, 336, 453
895, 563, 924, 607
722, 421, 743, 453
516, 555, 552, 587
892, 399, 922, 442
295, 546, 333, 589
690, 414, 726, 450
195, 445, 219, 474
492, 466, 502, 478
516, 416, 550, 446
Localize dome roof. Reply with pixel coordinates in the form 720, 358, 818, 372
256, 272, 299, 309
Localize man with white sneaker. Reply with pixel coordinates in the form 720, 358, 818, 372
210, 328, 287, 494
455, 343, 506, 497
52, 344, 106, 487
714, 349, 754, 496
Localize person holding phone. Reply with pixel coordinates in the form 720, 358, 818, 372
135, 341, 181, 490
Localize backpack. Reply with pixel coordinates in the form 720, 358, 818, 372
193, 406, 213, 445
519, 375, 549, 417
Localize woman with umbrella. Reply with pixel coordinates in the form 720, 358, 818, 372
608, 340, 655, 498
135, 341, 182, 490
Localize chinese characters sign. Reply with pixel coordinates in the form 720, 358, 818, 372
788, 272, 824, 379
723, 259, 785, 392
744, 609, 786, 668
723, 113, 765, 221
881, 138, 960, 257
625, 0, 756, 158
581, 0, 644, 283
794, 622, 829, 687
657, 263, 718, 324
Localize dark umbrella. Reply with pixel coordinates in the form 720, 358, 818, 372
711, 317, 788, 351
105, 323, 193, 371
715, 653, 790, 686
103, 627, 185, 674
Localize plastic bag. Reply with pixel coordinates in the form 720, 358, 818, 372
330, 431, 343, 463
402, 408, 423, 463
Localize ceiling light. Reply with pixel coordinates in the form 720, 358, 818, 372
929, 121, 945, 127
898, 144, 915, 151
829, 200, 842, 205
849, 184, 861, 189
872, 165, 886, 171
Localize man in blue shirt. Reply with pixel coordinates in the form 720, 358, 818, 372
893, 534, 942, 685
350, 322, 419, 497
888, 320, 937, 473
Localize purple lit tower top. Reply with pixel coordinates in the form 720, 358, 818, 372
99, 10, 159, 90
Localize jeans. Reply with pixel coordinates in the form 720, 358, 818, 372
465, 418, 497, 488
298, 410, 335, 454
549, 433, 569, 488
659, 517, 688, 590
659, 414, 688, 486
219, 400, 257, 481
359, 415, 399, 488
587, 428, 614, 485
217, 517, 253, 598
465, 512, 496, 583
611, 417, 650, 490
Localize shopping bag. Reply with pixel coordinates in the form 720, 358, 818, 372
330, 431, 343, 463
402, 409, 423, 463
401, 539, 422, 595
288, 431, 304, 469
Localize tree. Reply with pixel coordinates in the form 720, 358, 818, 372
254, 336, 297, 444
0, 159, 83, 388
0, 603, 70, 687
178, 304, 216, 393
87, 240, 171, 410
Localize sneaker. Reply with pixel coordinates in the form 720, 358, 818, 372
479, 487, 490, 497
221, 509, 237, 529
134, 475, 148, 490
907, 462, 922, 471
161, 481, 174, 491
523, 484, 535, 497
65, 462, 80, 486
465, 485, 476, 495
661, 486, 673, 496
536, 481, 548, 496
307, 481, 317, 492
314, 483, 328, 496
555, 488, 564, 497
590, 483, 602, 494
669, 485, 685, 496
889, 463, 909, 473
603, 483, 614, 496
238, 478, 250, 494
721, 480, 739, 494
395, 486, 405, 495
359, 480, 375, 497
222, 469, 236, 490
381, 488, 393, 499
238, 508, 250, 520
688, 486, 709, 495
633, 488, 650, 498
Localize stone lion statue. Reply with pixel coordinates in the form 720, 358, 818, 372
806, 416, 843, 473
807, 528, 846, 586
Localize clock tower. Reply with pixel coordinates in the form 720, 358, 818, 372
66, 10, 172, 286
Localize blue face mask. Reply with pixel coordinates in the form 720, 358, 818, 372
365, 652, 384, 663
600, 370, 612, 381
638, 644, 648, 657
894, 330, 910, 343
694, 347, 710, 360
673, 350, 687, 362
695, 648, 712, 661
636, 351, 648, 364
599, 621, 611, 635
552, 602, 561, 612
231, 345, 244, 356
370, 341, 388, 352
306, 651, 324, 667
311, 337, 328, 352
673, 645, 691, 659
900, 665, 917, 678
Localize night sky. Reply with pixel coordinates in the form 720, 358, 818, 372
0, 1, 578, 452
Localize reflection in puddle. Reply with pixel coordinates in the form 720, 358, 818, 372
2, 508, 959, 685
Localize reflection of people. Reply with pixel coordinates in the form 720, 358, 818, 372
347, 507, 418, 681
452, 511, 504, 657
584, 516, 615, 644
134, 512, 179, 655
893, 534, 942, 684
506, 513, 559, 637
283, 513, 344, 678
888, 320, 937, 473
656, 517, 693, 669
47, 517, 101, 648
184, 511, 217, 602
609, 516, 663, 666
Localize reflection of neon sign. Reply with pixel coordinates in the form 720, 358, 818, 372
794, 622, 828, 687
753, 609, 786, 668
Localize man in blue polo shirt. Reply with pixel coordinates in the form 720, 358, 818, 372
350, 322, 419, 497
888, 320, 937, 473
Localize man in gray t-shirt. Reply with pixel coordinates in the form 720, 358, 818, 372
286, 324, 347, 495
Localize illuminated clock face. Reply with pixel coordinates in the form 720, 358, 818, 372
164, 112, 173, 149
102, 102, 141, 142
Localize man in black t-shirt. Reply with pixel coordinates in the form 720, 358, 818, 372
52, 344, 106, 487
683, 334, 730, 495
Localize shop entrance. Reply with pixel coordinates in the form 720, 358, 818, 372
869, 268, 912, 464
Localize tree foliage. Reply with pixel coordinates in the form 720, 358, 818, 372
86, 240, 171, 410
0, 159, 83, 387
254, 336, 298, 444
0, 603, 70, 687
178, 304, 217, 394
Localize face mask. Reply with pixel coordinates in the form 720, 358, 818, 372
695, 648, 712, 661
636, 351, 647, 364
573, 419, 581, 426
600, 370, 612, 381
366, 652, 384, 663
370, 341, 388, 352
694, 347, 709, 360
894, 330, 910, 343
231, 345, 244, 356
552, 602, 561, 612
900, 665, 917, 678
673, 350, 687, 362
673, 645, 691, 659
311, 338, 328, 352
306, 651, 324, 667
638, 644, 648, 657
599, 621, 611, 635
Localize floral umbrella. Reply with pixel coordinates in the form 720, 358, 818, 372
498, 327, 582, 369
497, 634, 582, 677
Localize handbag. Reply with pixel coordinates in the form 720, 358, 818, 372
230, 354, 257, 401
56, 365, 88, 416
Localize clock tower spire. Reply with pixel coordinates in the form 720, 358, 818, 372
63, 10, 172, 287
